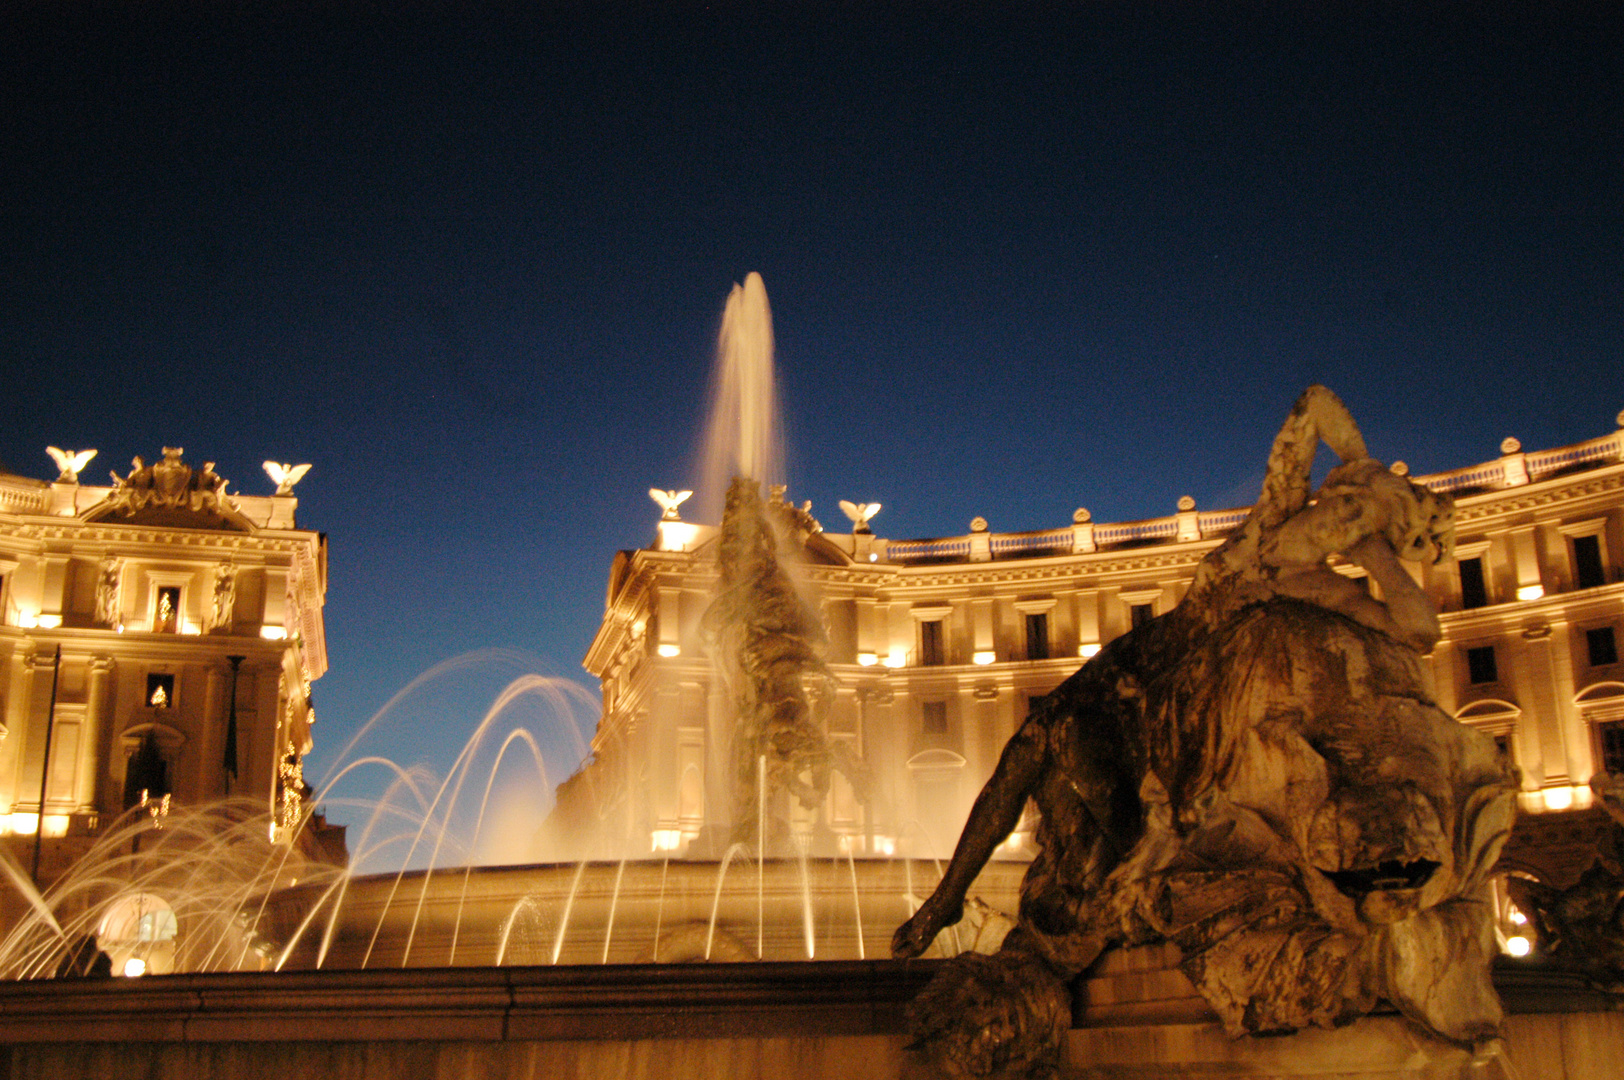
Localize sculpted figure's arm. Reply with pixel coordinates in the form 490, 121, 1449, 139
1254, 385, 1370, 531
1240, 387, 1455, 653
892, 718, 1046, 959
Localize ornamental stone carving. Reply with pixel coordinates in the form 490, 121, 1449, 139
104, 448, 229, 516
93, 556, 122, 629
206, 565, 237, 634
894, 388, 1515, 1078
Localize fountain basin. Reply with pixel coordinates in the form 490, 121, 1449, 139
0, 955, 1613, 1079
262, 858, 1029, 970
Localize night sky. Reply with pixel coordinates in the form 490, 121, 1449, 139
4, 2, 1621, 850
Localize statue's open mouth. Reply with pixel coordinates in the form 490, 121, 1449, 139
1318, 859, 1440, 900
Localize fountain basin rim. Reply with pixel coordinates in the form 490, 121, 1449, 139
0, 959, 939, 1044
0, 957, 1605, 1048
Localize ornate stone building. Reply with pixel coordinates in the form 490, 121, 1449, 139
0, 448, 337, 891
567, 415, 1624, 888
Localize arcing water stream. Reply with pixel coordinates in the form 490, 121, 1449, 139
0, 274, 1024, 980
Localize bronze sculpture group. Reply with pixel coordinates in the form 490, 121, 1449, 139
893, 387, 1517, 1078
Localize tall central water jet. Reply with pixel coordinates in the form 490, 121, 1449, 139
699, 275, 841, 852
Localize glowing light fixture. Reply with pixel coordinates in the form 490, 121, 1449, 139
651, 829, 682, 852
1543, 785, 1574, 811
1504, 935, 1531, 958
1517, 584, 1545, 601
872, 836, 896, 857
972, 650, 996, 665
260, 625, 287, 640
656, 643, 681, 658
882, 653, 906, 668
35, 613, 62, 629
1509, 909, 1527, 926
1079, 643, 1101, 658
122, 957, 147, 977
857, 652, 878, 667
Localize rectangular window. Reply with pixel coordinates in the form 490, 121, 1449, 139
146, 672, 175, 709
1025, 612, 1049, 661
1466, 645, 1498, 685
1130, 603, 1154, 629
920, 620, 945, 666
154, 586, 181, 634
1600, 720, 1624, 775
1573, 534, 1605, 590
1493, 733, 1512, 763
1587, 627, 1619, 668
1458, 557, 1488, 609
921, 700, 948, 737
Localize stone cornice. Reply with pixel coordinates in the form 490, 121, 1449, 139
6, 521, 319, 554
1454, 469, 1624, 526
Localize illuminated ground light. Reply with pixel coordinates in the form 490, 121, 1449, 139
122, 957, 147, 977
1503, 936, 1532, 957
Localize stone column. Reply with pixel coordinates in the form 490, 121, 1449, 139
1517, 626, 1570, 788
197, 662, 228, 802
75, 657, 113, 812
1, 650, 38, 813
1509, 525, 1545, 598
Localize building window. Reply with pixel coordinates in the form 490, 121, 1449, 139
1493, 733, 1513, 763
1130, 603, 1154, 629
1467, 646, 1498, 685
154, 586, 181, 633
1600, 720, 1624, 775
1025, 612, 1049, 661
921, 700, 947, 737
1459, 557, 1489, 609
145, 673, 175, 709
122, 731, 170, 810
920, 620, 945, 666
1587, 627, 1619, 668
1573, 534, 1606, 590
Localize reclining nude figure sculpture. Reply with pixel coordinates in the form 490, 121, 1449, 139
893, 387, 1517, 1078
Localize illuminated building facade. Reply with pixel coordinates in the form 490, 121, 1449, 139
572, 416, 1624, 887
0, 448, 333, 888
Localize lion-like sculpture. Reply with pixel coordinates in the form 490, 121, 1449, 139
893, 388, 1517, 1078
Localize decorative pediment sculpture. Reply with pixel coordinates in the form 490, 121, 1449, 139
45, 447, 96, 483
103, 448, 230, 517
838, 500, 881, 534
648, 488, 693, 521
263, 461, 312, 495
894, 388, 1515, 1079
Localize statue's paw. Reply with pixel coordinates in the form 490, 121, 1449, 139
907, 951, 1070, 1080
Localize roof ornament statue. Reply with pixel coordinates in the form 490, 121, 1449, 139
838, 500, 881, 534
45, 447, 96, 483
648, 488, 692, 521
263, 462, 312, 495
104, 448, 229, 516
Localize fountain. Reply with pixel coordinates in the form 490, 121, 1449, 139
1, 285, 1618, 1080
0, 273, 1014, 986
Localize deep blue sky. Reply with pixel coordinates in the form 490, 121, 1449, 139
4, 2, 1621, 842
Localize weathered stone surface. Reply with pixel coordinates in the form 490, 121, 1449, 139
895, 388, 1517, 1077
